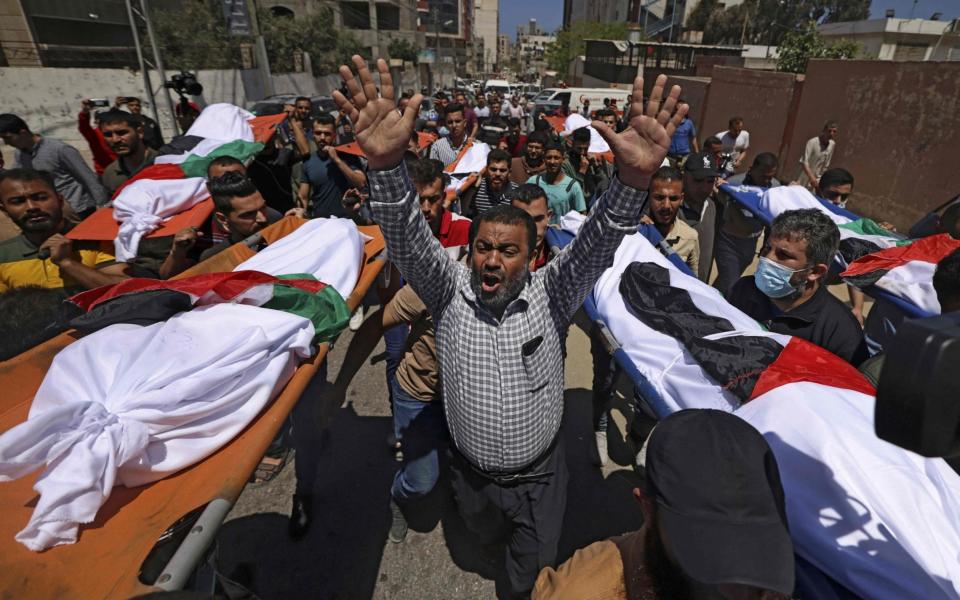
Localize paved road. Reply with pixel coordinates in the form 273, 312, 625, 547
218, 319, 647, 600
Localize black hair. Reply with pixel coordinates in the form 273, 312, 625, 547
595, 109, 616, 119
409, 158, 444, 187
314, 113, 336, 126
818, 167, 854, 191
508, 117, 521, 127
571, 127, 591, 143
728, 116, 744, 127
0, 114, 29, 136
295, 96, 311, 105
650, 165, 683, 187
934, 248, 960, 312
445, 102, 465, 117
98, 110, 141, 129
527, 130, 548, 146
543, 139, 565, 154
823, 120, 839, 130
0, 286, 76, 361
127, 96, 142, 103
206, 171, 259, 214
511, 183, 547, 206
770, 208, 840, 266
751, 152, 779, 170
940, 202, 960, 239
206, 156, 245, 177
486, 148, 512, 166
703, 135, 722, 149
0, 168, 56, 195
468, 204, 537, 258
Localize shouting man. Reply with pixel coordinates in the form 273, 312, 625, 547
333, 56, 687, 598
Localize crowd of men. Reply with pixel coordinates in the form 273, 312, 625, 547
1, 55, 959, 600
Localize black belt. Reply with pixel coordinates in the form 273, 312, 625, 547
452, 433, 560, 486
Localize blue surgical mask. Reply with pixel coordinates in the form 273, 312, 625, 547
754, 257, 809, 299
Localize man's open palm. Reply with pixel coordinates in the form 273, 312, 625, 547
332, 56, 423, 171
592, 74, 688, 189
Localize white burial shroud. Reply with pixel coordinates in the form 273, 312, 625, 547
234, 217, 368, 299
0, 304, 315, 551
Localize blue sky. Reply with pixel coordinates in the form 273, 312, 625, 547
499, 0, 960, 38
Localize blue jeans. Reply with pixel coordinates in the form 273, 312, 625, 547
390, 378, 447, 503
383, 323, 409, 410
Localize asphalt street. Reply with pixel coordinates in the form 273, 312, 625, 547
218, 315, 648, 600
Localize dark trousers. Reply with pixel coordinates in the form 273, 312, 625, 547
449, 440, 568, 599
589, 325, 614, 432
712, 229, 760, 296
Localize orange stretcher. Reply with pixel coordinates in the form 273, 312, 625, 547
0, 216, 385, 598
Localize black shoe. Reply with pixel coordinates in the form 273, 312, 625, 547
288, 494, 313, 540
388, 500, 408, 543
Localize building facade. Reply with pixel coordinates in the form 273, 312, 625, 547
561, 0, 744, 42
819, 16, 960, 61
473, 0, 498, 74
514, 19, 554, 80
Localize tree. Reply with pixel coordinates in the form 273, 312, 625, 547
545, 21, 629, 76
687, 0, 871, 46
257, 8, 362, 75
387, 38, 418, 63
150, 0, 242, 70
776, 24, 859, 73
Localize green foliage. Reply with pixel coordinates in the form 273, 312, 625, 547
776, 24, 859, 73
258, 8, 362, 75
546, 21, 630, 76
387, 38, 418, 63
150, 0, 241, 70
687, 0, 871, 46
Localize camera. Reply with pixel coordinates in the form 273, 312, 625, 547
88, 98, 110, 108
164, 71, 203, 97
875, 313, 960, 458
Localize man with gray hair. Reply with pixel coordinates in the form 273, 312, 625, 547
727, 208, 868, 366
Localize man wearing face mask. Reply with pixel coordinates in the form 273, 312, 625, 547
728, 209, 869, 366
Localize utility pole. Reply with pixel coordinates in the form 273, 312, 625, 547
246, 0, 274, 98
435, 8, 442, 91
127, 0, 179, 135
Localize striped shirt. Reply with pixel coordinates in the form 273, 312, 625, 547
369, 163, 645, 473
472, 178, 517, 216
428, 136, 468, 167
15, 137, 109, 214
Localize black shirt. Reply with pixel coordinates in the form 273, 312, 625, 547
248, 147, 296, 213
136, 114, 164, 150
728, 275, 870, 366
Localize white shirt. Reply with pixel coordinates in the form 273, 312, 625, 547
474, 106, 490, 118
796, 136, 835, 187
716, 129, 750, 154
506, 104, 525, 119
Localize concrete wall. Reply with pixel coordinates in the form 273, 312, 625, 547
669, 76, 709, 131
0, 67, 321, 146
699, 66, 800, 175
785, 59, 960, 229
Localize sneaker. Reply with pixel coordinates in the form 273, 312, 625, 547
349, 306, 365, 331
595, 430, 609, 467
389, 500, 408, 543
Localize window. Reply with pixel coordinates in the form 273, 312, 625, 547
341, 2, 371, 29
892, 43, 928, 61
376, 4, 400, 30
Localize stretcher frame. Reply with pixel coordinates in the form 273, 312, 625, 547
719, 183, 932, 319
546, 223, 858, 599
0, 216, 386, 598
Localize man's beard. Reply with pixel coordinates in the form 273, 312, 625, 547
470, 267, 527, 316
17, 210, 57, 234
635, 521, 694, 600
525, 154, 543, 167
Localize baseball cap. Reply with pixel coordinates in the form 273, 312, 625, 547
637, 409, 794, 595
683, 152, 720, 177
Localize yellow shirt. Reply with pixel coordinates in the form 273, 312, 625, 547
0, 234, 115, 293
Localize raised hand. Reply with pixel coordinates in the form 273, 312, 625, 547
332, 56, 423, 171
592, 74, 688, 190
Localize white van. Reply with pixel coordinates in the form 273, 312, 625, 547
484, 79, 512, 98
532, 87, 631, 117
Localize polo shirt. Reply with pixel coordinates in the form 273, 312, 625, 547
728, 276, 870, 366
528, 173, 586, 225
0, 231, 115, 293
437, 208, 471, 260
100, 148, 157, 196
300, 151, 364, 219
668, 117, 697, 156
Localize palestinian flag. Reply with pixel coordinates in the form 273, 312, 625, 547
337, 131, 436, 158
66, 108, 287, 248
69, 270, 351, 343
841, 233, 960, 315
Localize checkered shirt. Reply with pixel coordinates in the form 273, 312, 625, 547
428, 136, 467, 167
369, 164, 645, 473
